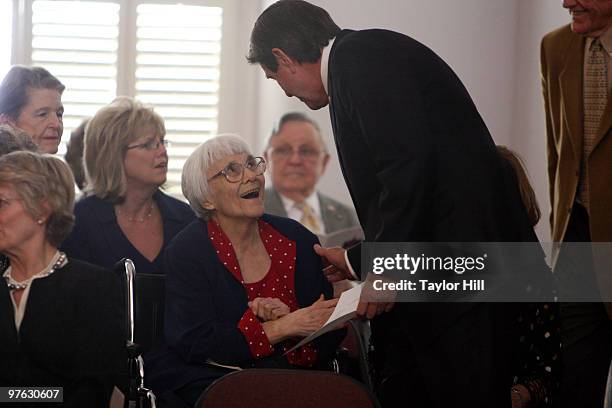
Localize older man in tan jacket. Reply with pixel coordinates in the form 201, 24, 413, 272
541, 1, 612, 407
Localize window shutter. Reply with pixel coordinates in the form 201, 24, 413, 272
31, 0, 120, 155
0, 1, 13, 78
135, 3, 223, 197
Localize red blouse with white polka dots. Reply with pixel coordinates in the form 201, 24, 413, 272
207, 219, 318, 367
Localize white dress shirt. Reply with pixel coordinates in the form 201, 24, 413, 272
278, 192, 326, 235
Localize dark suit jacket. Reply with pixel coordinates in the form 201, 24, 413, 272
61, 190, 195, 274
541, 24, 612, 245
145, 214, 343, 395
0, 259, 124, 407
326, 29, 541, 404
264, 187, 359, 234
328, 29, 536, 274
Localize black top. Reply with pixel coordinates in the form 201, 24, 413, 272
0, 258, 125, 407
61, 190, 195, 274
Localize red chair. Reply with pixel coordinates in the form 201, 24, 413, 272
195, 369, 380, 408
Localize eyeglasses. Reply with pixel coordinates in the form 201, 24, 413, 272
126, 138, 170, 151
208, 156, 266, 183
269, 145, 324, 160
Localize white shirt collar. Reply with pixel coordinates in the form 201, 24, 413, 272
279, 192, 322, 215
278, 191, 325, 234
320, 37, 336, 95
585, 26, 612, 55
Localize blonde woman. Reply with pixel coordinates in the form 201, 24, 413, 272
0, 151, 123, 406
62, 97, 194, 274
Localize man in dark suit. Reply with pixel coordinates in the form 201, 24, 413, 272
541, 1, 612, 406
248, 1, 539, 406
263, 112, 359, 235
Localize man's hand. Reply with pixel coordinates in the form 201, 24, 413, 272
356, 301, 394, 319
314, 244, 353, 283
357, 274, 396, 319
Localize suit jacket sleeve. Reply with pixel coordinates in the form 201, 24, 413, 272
164, 241, 253, 365
540, 36, 558, 232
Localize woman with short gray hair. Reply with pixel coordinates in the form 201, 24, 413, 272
147, 134, 344, 406
0, 151, 123, 406
0, 66, 65, 154
62, 96, 194, 275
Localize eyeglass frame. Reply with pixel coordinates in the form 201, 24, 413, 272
126, 138, 170, 151
207, 156, 267, 183
267, 145, 326, 161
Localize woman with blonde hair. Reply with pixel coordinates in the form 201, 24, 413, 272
62, 96, 194, 274
0, 151, 123, 406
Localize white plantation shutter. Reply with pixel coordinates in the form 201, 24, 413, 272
31, 0, 119, 155
0, 1, 13, 79
26, 0, 225, 199
135, 3, 222, 197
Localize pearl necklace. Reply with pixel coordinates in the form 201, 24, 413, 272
4, 252, 67, 291
116, 201, 154, 223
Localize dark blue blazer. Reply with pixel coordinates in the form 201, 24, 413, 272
61, 191, 195, 274
146, 214, 343, 394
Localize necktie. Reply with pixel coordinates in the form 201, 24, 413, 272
579, 38, 608, 211
297, 202, 321, 234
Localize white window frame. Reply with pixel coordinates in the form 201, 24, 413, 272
8, 0, 261, 153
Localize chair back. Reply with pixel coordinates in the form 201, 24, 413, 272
195, 369, 380, 408
133, 273, 166, 353
114, 259, 136, 344
113, 259, 162, 408
114, 259, 166, 354
605, 359, 612, 408
339, 319, 374, 392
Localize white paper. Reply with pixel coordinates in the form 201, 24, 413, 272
286, 283, 363, 353
205, 359, 242, 371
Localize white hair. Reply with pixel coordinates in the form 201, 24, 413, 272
182, 134, 251, 219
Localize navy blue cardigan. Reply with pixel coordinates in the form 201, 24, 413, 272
61, 191, 195, 274
146, 214, 344, 394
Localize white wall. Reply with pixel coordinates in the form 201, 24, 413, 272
253, 0, 570, 241
512, 2, 569, 241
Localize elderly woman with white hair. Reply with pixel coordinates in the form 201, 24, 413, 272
0, 151, 124, 407
146, 134, 344, 407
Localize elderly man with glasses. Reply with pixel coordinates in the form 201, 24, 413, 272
264, 112, 358, 236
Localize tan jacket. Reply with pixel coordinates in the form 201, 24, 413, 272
541, 25, 612, 245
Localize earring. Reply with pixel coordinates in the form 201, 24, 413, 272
37, 219, 44, 225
